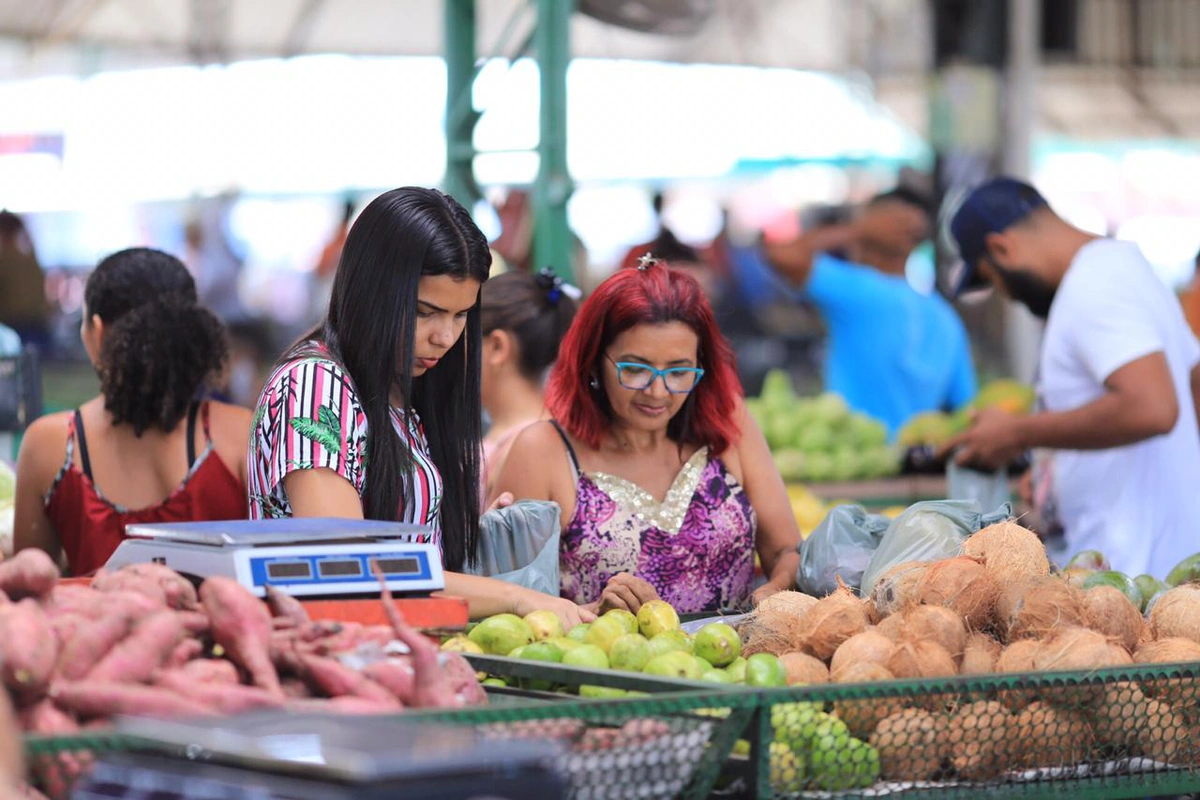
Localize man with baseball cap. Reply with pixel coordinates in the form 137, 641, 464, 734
946, 176, 1200, 578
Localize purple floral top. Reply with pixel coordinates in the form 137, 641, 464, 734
559, 443, 756, 614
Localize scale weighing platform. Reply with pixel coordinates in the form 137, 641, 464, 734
105, 518, 445, 599
72, 712, 566, 799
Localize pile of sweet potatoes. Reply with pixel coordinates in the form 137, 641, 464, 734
0, 550, 485, 798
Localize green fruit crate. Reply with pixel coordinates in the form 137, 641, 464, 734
23, 657, 755, 800
725, 660, 1200, 799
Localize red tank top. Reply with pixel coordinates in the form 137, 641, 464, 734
44, 402, 248, 576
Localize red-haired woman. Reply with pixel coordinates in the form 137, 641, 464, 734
491, 258, 801, 614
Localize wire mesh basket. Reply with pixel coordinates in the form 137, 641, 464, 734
731, 660, 1200, 799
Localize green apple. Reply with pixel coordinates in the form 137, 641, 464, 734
609, 633, 652, 672
523, 609, 565, 641
694, 622, 742, 667
636, 600, 681, 638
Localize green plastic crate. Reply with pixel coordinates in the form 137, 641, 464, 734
731, 660, 1200, 799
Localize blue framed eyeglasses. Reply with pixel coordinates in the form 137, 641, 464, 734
605, 354, 704, 394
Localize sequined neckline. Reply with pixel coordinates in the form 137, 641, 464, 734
587, 448, 709, 534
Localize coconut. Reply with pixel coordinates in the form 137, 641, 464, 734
1093, 683, 1193, 762
1133, 638, 1200, 708
830, 629, 895, 679
1013, 702, 1094, 769
947, 700, 1015, 781
876, 613, 906, 641
996, 576, 1086, 642
915, 556, 999, 631
797, 584, 870, 661
869, 708, 948, 781
1083, 585, 1144, 653
994, 639, 1043, 710
961, 521, 1050, 586
902, 605, 968, 663
778, 651, 829, 685
740, 591, 821, 656
832, 663, 904, 738
1148, 585, 1200, 644
1034, 627, 1133, 707
870, 561, 929, 618
885, 640, 957, 681
959, 632, 1002, 676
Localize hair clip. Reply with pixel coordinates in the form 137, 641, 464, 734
637, 253, 662, 271
535, 267, 581, 305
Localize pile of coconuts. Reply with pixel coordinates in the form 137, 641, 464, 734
738, 521, 1200, 783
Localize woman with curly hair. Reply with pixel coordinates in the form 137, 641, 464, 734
14, 248, 249, 575
492, 258, 801, 614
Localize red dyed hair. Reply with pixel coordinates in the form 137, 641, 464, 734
546, 262, 742, 454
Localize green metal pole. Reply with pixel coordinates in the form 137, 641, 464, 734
444, 0, 480, 207
532, 0, 574, 282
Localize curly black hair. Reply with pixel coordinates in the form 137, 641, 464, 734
84, 247, 228, 436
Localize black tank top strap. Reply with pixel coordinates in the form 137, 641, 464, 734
548, 420, 581, 479
185, 401, 201, 469
73, 409, 94, 482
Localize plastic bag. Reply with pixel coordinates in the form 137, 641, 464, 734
466, 500, 561, 596
859, 500, 1012, 596
947, 461, 1012, 512
797, 504, 890, 596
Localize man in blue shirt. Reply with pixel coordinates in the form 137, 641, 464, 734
760, 188, 977, 435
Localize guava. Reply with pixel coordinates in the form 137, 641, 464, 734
636, 599, 680, 638
642, 651, 703, 681
647, 630, 693, 658
521, 641, 564, 663
566, 622, 591, 643
440, 635, 483, 654
724, 657, 748, 683
523, 609, 565, 641
693, 622, 742, 667
745, 653, 788, 688
585, 616, 628, 653
548, 637, 582, 653
482, 677, 508, 688
602, 608, 639, 635
579, 685, 627, 699
701, 669, 734, 684
608, 633, 652, 672
468, 614, 534, 656
561, 644, 609, 670
1066, 549, 1110, 572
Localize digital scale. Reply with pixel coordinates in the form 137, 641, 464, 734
104, 518, 445, 599
72, 712, 566, 799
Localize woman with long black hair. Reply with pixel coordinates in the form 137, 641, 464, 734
248, 187, 591, 628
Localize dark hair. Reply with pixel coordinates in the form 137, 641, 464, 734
481, 270, 578, 383
870, 186, 933, 217
547, 262, 742, 454
84, 248, 227, 436
315, 187, 491, 572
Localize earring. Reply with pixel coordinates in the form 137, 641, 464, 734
588, 376, 599, 389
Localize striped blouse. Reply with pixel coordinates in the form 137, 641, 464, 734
246, 341, 442, 552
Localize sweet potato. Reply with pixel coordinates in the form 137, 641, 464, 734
164, 639, 204, 669
178, 658, 240, 685
266, 586, 309, 626
293, 654, 399, 707
374, 566, 458, 708
175, 611, 210, 635
20, 701, 84, 800
85, 611, 183, 684
57, 612, 134, 682
0, 549, 60, 600
200, 577, 281, 695
92, 565, 197, 610
281, 678, 312, 699
0, 685, 24, 787
155, 670, 284, 714
51, 681, 214, 719
441, 652, 488, 707
287, 696, 393, 715
360, 660, 414, 705
0, 599, 59, 701
49, 614, 88, 651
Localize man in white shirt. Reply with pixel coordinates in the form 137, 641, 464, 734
946, 177, 1200, 579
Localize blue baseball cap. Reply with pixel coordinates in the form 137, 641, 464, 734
949, 177, 1048, 296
